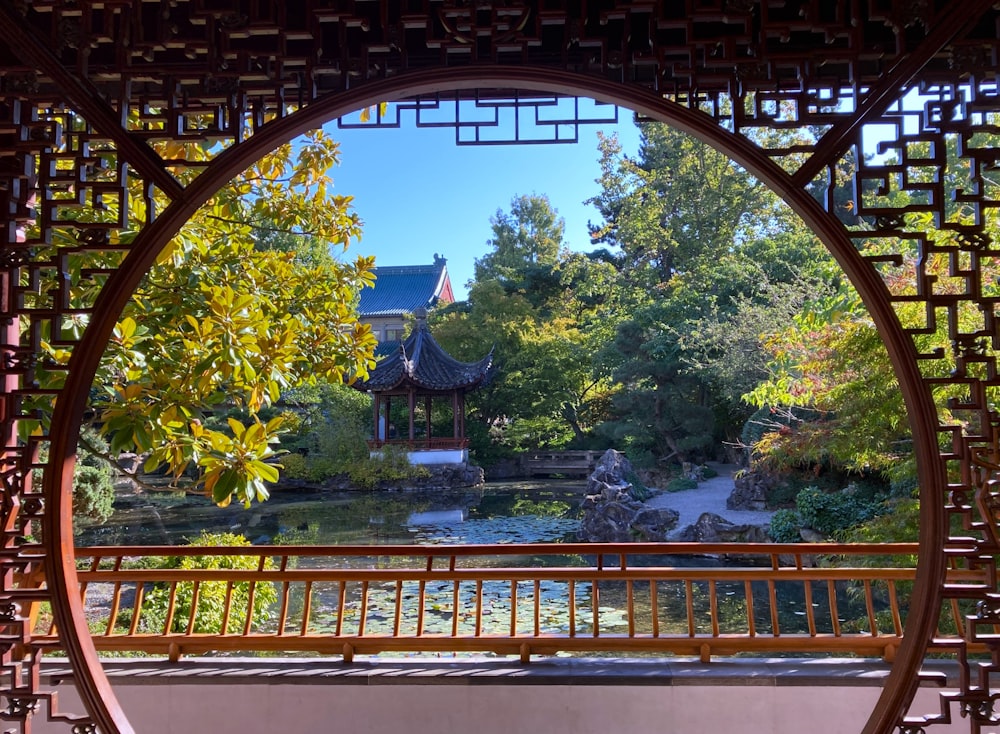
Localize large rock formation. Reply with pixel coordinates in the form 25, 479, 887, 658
578, 450, 679, 542
674, 512, 771, 543
726, 471, 771, 511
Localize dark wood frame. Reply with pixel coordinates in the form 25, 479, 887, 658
3, 2, 1000, 731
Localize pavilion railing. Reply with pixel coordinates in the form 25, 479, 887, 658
40, 543, 986, 663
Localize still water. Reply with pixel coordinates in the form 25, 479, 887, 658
74, 481, 887, 643
74, 480, 585, 547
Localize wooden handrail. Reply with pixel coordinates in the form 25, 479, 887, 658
48, 542, 974, 664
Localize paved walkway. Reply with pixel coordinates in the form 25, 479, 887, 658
643, 463, 774, 539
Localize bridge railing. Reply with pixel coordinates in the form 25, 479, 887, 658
522, 450, 600, 477
43, 542, 984, 662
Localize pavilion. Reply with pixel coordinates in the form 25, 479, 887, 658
354, 308, 493, 465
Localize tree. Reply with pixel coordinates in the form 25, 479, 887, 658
588, 122, 824, 466
69, 130, 377, 508
475, 194, 566, 291
432, 196, 625, 458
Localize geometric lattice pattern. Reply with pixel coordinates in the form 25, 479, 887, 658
3, 1, 1000, 731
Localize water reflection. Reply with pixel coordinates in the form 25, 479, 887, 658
75, 480, 585, 547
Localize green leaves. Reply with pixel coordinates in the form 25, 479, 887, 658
87, 129, 377, 508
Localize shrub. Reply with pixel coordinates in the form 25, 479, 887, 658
795, 485, 880, 537
278, 382, 371, 480
73, 427, 116, 524
347, 444, 430, 489
73, 464, 115, 524
768, 509, 803, 543
624, 470, 653, 501
665, 477, 698, 493
140, 532, 277, 634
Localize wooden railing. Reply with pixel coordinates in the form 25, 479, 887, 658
46, 543, 984, 663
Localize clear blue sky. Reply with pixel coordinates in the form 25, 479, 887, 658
321, 105, 642, 299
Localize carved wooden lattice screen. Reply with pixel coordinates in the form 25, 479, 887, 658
3, 1, 1000, 732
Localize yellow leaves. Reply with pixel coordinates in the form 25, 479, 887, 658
91, 128, 373, 505
358, 103, 388, 123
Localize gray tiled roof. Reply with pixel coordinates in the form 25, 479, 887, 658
357, 319, 493, 392
358, 262, 449, 317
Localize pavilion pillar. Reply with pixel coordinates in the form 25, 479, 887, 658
459, 393, 466, 441
452, 391, 460, 440
425, 395, 432, 448
385, 396, 391, 442
408, 388, 416, 443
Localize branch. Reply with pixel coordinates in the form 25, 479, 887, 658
77, 431, 205, 495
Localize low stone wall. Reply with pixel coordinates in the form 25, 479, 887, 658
37, 658, 964, 734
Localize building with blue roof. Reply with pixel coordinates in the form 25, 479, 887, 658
358, 254, 455, 353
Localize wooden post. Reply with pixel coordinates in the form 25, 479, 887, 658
408, 388, 416, 442
424, 394, 432, 448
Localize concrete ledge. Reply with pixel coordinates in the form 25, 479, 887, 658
36, 658, 965, 734
42, 656, 958, 688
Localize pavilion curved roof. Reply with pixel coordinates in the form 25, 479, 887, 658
357, 314, 494, 393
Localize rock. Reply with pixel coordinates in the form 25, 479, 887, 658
630, 507, 681, 542
675, 512, 770, 543
798, 527, 826, 543
587, 449, 635, 496
578, 450, 679, 542
727, 471, 771, 511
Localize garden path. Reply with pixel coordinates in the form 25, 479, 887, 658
644, 463, 774, 540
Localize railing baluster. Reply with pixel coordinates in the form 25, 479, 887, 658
888, 580, 903, 635
864, 579, 878, 635
828, 580, 841, 637
243, 556, 266, 635
221, 582, 234, 634
301, 581, 314, 636
475, 580, 483, 637
128, 583, 144, 636
534, 579, 541, 637
451, 580, 460, 637
335, 581, 347, 637
417, 579, 427, 637
568, 580, 576, 638
768, 580, 779, 637
278, 557, 291, 636
592, 577, 599, 638
627, 579, 635, 638
744, 580, 755, 637
804, 580, 817, 637
186, 582, 201, 635
106, 556, 124, 636
685, 580, 695, 637
650, 580, 659, 638
394, 580, 403, 637
510, 580, 518, 636
359, 580, 370, 637
164, 582, 178, 635
709, 581, 719, 637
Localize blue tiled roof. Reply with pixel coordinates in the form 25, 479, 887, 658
358, 262, 449, 317
357, 318, 494, 392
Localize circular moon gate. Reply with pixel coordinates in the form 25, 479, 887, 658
3, 3, 1000, 733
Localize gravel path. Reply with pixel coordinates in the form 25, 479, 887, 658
643, 463, 774, 539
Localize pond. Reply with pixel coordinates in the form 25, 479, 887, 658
74, 480, 586, 547
74, 481, 897, 649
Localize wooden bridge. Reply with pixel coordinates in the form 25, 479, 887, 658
522, 450, 602, 478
